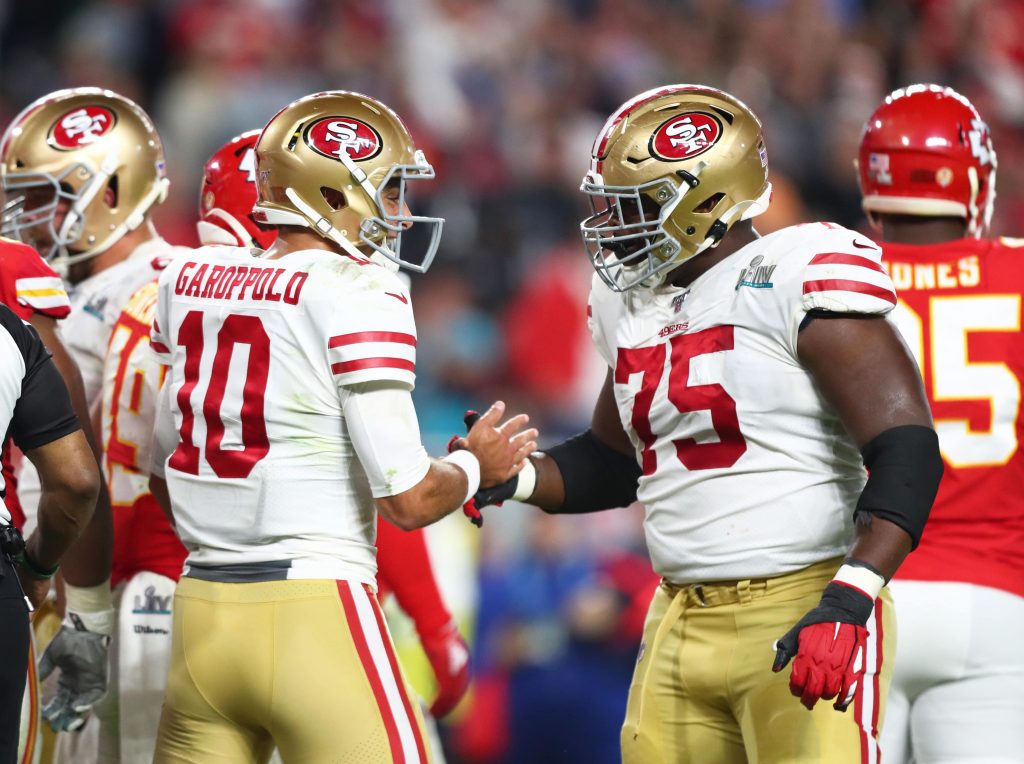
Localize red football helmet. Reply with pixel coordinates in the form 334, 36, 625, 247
197, 130, 277, 249
858, 84, 997, 237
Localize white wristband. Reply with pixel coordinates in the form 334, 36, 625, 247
64, 580, 116, 636
512, 458, 537, 502
833, 563, 885, 601
443, 450, 481, 506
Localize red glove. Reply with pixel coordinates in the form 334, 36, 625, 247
421, 621, 471, 718
772, 566, 879, 711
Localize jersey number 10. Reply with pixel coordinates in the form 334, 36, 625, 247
169, 310, 271, 478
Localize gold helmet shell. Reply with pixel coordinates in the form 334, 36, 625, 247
253, 90, 443, 272
581, 85, 771, 292
0, 87, 169, 266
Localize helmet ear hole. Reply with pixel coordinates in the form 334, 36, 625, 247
693, 192, 725, 214
320, 186, 347, 211
104, 176, 119, 209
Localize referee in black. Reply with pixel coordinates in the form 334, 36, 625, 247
0, 303, 99, 762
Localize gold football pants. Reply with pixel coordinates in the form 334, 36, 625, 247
621, 557, 895, 764
153, 577, 433, 764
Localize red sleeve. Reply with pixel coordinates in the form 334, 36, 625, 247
376, 517, 452, 636
0, 240, 71, 320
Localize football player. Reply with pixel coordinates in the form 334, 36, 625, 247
148, 91, 534, 763
198, 130, 472, 721
858, 85, 1024, 763
1, 87, 192, 758
459, 85, 944, 762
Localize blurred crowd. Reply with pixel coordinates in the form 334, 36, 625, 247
2, 0, 1021, 760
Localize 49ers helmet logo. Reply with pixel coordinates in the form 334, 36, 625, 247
305, 117, 382, 162
49, 106, 117, 150
650, 112, 723, 161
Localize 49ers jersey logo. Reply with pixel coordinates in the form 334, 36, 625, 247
49, 106, 117, 150
650, 112, 722, 161
305, 117, 382, 162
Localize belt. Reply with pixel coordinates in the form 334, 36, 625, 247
185, 559, 292, 583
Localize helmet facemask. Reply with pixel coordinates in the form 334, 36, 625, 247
580, 174, 688, 292
352, 150, 443, 273
2, 159, 166, 269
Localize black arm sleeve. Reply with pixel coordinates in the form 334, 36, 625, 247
0, 306, 80, 451
545, 429, 641, 514
854, 424, 943, 549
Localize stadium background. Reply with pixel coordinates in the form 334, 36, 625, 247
2, 0, 1021, 761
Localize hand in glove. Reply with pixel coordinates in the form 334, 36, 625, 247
39, 597, 113, 732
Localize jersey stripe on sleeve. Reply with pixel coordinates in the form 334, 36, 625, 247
801, 251, 897, 314
328, 331, 416, 388
15, 276, 71, 317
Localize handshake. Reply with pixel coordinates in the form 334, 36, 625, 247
447, 406, 539, 526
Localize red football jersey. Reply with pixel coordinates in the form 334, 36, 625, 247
883, 237, 1024, 597
0, 238, 71, 528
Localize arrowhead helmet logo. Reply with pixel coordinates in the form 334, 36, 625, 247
305, 116, 382, 162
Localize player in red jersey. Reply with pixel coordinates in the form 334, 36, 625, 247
197, 131, 471, 722
858, 84, 1024, 763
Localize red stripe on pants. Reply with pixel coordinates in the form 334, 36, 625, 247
336, 581, 405, 763
365, 586, 429, 764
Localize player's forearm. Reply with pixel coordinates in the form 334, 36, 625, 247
847, 516, 913, 582
27, 434, 100, 571
376, 460, 469, 530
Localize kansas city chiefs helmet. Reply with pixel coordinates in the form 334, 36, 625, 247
198, 130, 277, 250
857, 84, 997, 237
252, 90, 443, 272
0, 87, 169, 267
580, 85, 772, 292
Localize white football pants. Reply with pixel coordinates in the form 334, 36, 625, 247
882, 580, 1024, 763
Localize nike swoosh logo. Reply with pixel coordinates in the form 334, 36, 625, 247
852, 240, 878, 250
384, 291, 409, 304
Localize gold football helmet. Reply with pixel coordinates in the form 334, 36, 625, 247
253, 90, 443, 272
581, 85, 771, 291
0, 87, 169, 266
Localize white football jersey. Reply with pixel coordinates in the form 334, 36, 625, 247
151, 246, 420, 585
588, 223, 898, 584
64, 237, 189, 407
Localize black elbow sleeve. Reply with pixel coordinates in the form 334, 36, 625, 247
545, 429, 641, 514
854, 424, 944, 549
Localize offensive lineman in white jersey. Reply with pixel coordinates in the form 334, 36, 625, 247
460, 85, 944, 762
0, 87, 191, 759
148, 91, 535, 763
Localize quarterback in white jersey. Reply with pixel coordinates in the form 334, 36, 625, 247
150, 246, 425, 583
149, 91, 534, 764
466, 86, 944, 764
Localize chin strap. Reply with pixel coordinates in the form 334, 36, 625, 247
281, 187, 373, 263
